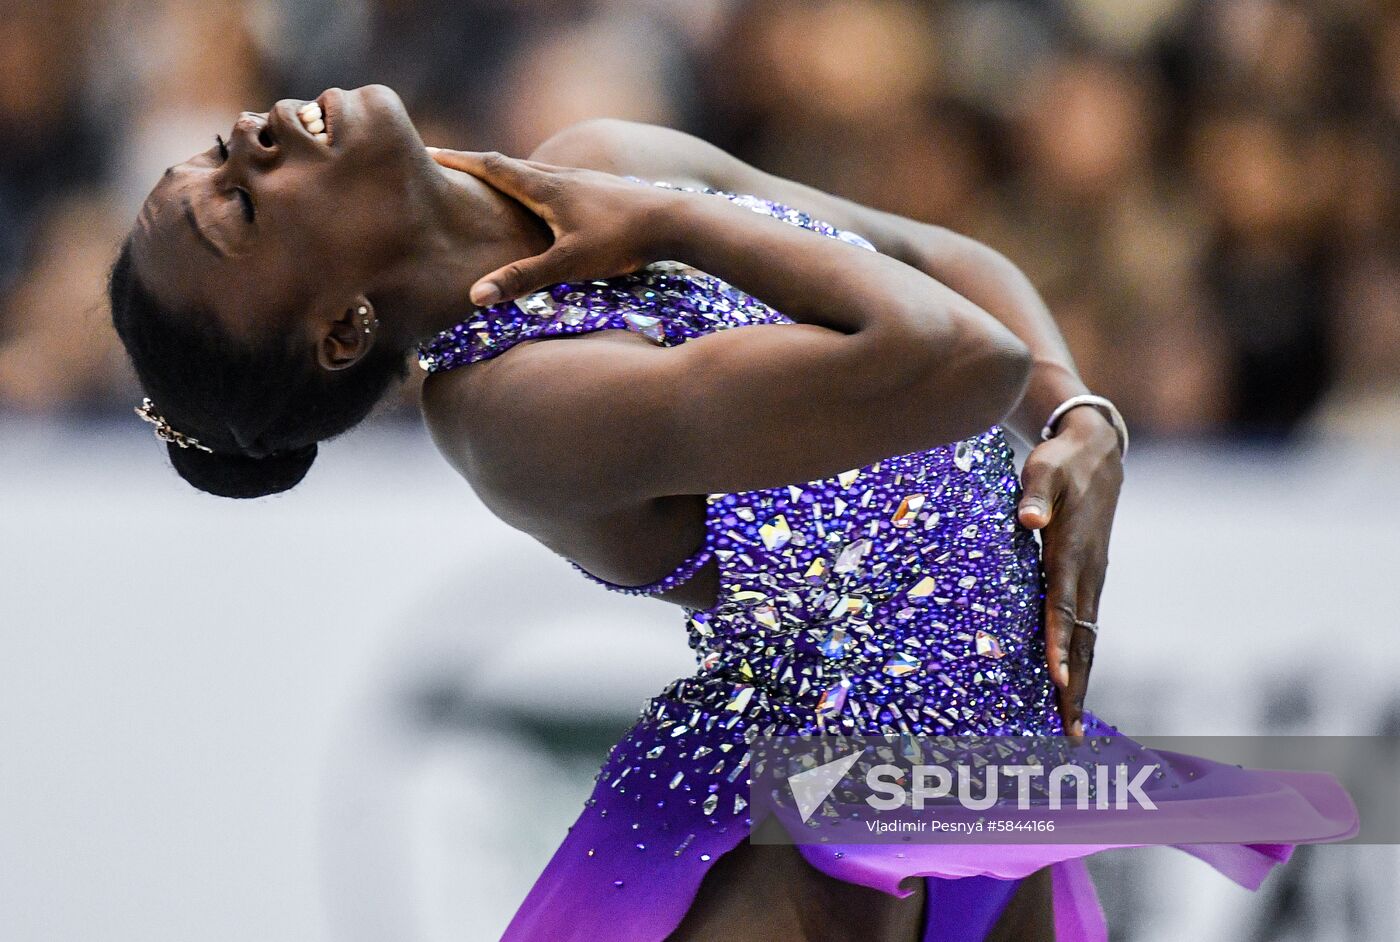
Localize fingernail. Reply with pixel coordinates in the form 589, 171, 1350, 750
1059, 661, 1070, 685
472, 282, 502, 306
1072, 719, 1084, 737
425, 146, 440, 154
1020, 501, 1046, 521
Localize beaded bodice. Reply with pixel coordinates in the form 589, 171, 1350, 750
419, 183, 1058, 740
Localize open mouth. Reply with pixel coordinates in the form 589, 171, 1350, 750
297, 98, 331, 146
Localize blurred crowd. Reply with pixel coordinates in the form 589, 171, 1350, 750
1, 0, 1397, 442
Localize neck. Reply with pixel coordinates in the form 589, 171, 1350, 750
381, 163, 552, 344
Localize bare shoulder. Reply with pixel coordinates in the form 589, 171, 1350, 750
419, 358, 490, 477
419, 344, 546, 510
529, 119, 914, 258
419, 330, 667, 517
528, 118, 733, 190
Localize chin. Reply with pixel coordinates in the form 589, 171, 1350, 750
325, 84, 422, 161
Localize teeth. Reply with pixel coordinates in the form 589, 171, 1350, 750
298, 102, 328, 143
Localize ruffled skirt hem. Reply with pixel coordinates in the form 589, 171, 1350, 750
501, 721, 1357, 941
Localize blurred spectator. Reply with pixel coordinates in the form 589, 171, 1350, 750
1189, 106, 1336, 437
0, 2, 104, 288
0, 1, 111, 409
1, 0, 1396, 442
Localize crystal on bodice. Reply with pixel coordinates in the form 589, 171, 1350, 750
684, 427, 1054, 739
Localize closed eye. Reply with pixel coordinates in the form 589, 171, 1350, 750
214, 135, 255, 223
234, 188, 255, 223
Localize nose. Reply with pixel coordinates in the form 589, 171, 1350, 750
231, 111, 279, 166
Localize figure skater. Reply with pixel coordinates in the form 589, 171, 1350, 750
111, 86, 1355, 940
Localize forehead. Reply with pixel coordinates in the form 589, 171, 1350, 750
130, 157, 303, 342
137, 151, 216, 240
132, 159, 224, 311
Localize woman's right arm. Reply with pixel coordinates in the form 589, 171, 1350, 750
425, 151, 1031, 501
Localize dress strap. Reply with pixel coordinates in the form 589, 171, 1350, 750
570, 530, 714, 597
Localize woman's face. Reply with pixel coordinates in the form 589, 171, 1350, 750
131, 85, 432, 345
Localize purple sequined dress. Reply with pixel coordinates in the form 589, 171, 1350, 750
418, 184, 1357, 941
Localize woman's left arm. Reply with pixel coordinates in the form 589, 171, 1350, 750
883, 227, 1125, 738
528, 119, 1126, 735
889, 227, 1125, 735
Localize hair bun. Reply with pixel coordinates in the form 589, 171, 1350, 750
167, 441, 317, 499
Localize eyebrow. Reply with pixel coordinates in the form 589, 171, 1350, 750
182, 196, 226, 258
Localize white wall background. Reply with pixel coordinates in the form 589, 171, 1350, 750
2, 417, 1397, 941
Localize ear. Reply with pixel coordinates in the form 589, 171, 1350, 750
316, 297, 379, 372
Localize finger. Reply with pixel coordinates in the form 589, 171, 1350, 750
472, 245, 575, 305
1076, 549, 1108, 634
1062, 551, 1105, 738
429, 148, 568, 175
1018, 454, 1064, 530
1061, 622, 1097, 741
472, 240, 577, 305
1041, 545, 1077, 694
427, 149, 552, 213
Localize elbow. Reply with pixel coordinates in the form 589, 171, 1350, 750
866, 299, 1032, 439
910, 313, 1032, 436
973, 327, 1033, 425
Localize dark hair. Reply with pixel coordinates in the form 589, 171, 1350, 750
108, 238, 408, 498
